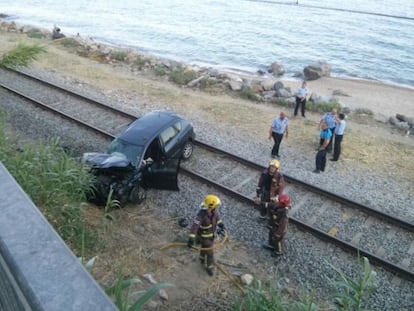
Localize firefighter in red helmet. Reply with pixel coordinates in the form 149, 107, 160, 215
188, 194, 225, 276
262, 193, 291, 256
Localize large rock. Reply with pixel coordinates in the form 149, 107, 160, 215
303, 61, 331, 80
268, 62, 285, 76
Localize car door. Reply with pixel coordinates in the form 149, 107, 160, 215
141, 136, 180, 191
144, 157, 180, 191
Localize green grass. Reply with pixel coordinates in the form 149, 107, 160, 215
104, 267, 173, 311
240, 87, 261, 101
0, 43, 46, 68
169, 66, 197, 85
233, 256, 377, 310
328, 256, 377, 310
26, 30, 45, 39
0, 111, 98, 254
133, 56, 151, 70
110, 50, 128, 62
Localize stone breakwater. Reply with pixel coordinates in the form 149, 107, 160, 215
1, 20, 413, 135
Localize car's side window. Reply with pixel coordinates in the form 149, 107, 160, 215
160, 125, 178, 146
173, 121, 182, 132
144, 139, 161, 161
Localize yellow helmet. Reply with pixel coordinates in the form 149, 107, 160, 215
203, 194, 221, 210
269, 159, 281, 169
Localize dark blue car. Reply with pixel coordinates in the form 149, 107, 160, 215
83, 110, 196, 206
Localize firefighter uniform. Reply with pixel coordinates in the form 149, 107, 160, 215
256, 159, 285, 217
188, 195, 225, 276
265, 193, 290, 256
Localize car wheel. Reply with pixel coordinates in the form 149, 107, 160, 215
182, 141, 194, 159
129, 185, 146, 204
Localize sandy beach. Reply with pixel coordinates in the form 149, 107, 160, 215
282, 77, 414, 119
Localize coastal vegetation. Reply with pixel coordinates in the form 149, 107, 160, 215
0, 42, 45, 68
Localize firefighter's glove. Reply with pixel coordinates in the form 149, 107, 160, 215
270, 195, 278, 202
187, 238, 195, 248
217, 223, 226, 237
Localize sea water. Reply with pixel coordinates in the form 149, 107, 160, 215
0, 0, 413, 87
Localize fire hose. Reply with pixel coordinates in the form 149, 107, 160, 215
159, 230, 228, 251
159, 231, 245, 295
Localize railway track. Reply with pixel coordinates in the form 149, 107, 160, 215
1, 68, 413, 282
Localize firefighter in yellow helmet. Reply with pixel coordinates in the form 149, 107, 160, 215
188, 194, 225, 276
255, 159, 285, 219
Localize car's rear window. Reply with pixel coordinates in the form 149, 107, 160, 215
160, 124, 180, 145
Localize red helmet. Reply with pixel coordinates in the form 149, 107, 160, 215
278, 194, 291, 207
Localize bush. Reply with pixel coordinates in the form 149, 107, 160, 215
105, 267, 173, 311
232, 280, 319, 311
26, 30, 45, 39
154, 64, 167, 76
240, 87, 260, 101
169, 67, 197, 85
59, 37, 83, 49
0, 113, 99, 253
270, 98, 292, 108
328, 256, 377, 310
111, 51, 128, 62
133, 56, 150, 70
0, 43, 46, 68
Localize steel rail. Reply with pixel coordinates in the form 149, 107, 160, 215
3, 79, 413, 282
0, 83, 114, 139
194, 140, 414, 232
2, 68, 138, 120
3, 69, 414, 232
182, 168, 414, 282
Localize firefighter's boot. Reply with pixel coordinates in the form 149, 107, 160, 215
206, 266, 215, 276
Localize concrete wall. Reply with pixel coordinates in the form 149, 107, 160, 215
0, 162, 117, 311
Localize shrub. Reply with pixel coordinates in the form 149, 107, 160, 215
89, 50, 108, 62
0, 115, 99, 254
270, 98, 292, 108
308, 101, 341, 113
169, 67, 197, 85
105, 267, 173, 311
58, 37, 83, 49
328, 256, 377, 310
232, 280, 319, 311
240, 87, 260, 101
0, 43, 46, 68
154, 64, 167, 76
26, 30, 44, 39
133, 56, 150, 70
111, 51, 128, 62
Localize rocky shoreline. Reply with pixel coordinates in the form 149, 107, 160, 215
1, 18, 413, 136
